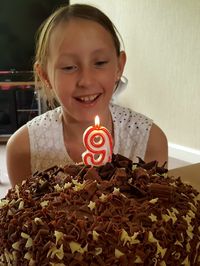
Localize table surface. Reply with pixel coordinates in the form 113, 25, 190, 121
168, 163, 200, 192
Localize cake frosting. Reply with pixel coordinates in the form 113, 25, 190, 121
0, 154, 200, 265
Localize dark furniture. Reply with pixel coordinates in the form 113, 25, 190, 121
0, 82, 40, 137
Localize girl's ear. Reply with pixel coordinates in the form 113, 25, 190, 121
117, 51, 126, 77
34, 62, 50, 86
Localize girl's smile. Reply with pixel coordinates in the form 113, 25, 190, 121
74, 93, 102, 105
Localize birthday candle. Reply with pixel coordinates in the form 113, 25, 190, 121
82, 116, 113, 166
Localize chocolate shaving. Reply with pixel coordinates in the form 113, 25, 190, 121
149, 183, 175, 202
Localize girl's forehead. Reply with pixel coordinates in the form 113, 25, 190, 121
48, 18, 115, 53
53, 17, 107, 33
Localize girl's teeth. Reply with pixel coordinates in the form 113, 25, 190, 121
80, 95, 98, 102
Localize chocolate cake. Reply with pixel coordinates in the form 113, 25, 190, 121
0, 154, 200, 265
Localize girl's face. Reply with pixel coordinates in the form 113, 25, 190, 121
45, 18, 126, 123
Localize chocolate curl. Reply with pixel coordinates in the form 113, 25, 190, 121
110, 168, 128, 186
98, 163, 116, 180
83, 167, 102, 182
64, 164, 87, 178
79, 180, 98, 200
133, 168, 149, 179
149, 183, 175, 202
128, 184, 147, 197
136, 157, 168, 175
112, 153, 133, 169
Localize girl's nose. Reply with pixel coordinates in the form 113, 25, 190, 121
77, 67, 94, 88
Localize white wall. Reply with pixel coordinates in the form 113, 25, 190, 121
71, 0, 200, 162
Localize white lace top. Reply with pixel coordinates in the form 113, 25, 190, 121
27, 104, 153, 174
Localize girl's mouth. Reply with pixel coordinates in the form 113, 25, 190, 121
74, 93, 101, 104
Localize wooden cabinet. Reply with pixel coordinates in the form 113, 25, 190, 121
0, 82, 41, 138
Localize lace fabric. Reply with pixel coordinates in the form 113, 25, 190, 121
27, 104, 153, 174
110, 104, 153, 162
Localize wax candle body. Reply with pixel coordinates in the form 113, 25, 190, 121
82, 117, 113, 166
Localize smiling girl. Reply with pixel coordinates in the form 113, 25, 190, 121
6, 4, 168, 186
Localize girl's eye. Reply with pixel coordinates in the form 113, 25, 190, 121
95, 61, 108, 67
61, 65, 78, 72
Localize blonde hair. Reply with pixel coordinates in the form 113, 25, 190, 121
34, 4, 123, 108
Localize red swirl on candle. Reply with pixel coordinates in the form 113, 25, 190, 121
82, 116, 113, 166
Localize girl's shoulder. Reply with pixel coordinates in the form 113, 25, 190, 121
7, 124, 29, 150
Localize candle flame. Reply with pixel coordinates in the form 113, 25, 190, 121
95, 115, 100, 127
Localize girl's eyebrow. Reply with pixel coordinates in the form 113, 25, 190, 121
59, 48, 109, 58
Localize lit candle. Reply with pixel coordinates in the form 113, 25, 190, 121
82, 116, 113, 166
